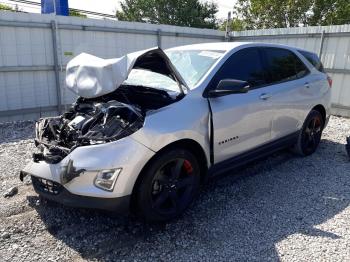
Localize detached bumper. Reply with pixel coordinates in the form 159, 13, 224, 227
31, 176, 130, 213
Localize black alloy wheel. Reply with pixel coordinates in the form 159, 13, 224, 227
294, 110, 324, 156
151, 158, 197, 215
135, 149, 200, 222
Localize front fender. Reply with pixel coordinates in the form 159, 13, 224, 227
130, 93, 211, 164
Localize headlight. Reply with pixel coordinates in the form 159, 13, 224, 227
94, 168, 122, 191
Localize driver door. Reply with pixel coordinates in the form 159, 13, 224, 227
208, 47, 274, 164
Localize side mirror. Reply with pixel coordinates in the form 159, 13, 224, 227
208, 79, 250, 97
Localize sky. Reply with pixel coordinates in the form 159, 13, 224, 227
0, 0, 236, 19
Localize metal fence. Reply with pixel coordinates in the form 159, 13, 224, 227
230, 25, 350, 117
1, 11, 350, 121
0, 11, 224, 122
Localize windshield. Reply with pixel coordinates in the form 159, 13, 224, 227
165, 50, 224, 89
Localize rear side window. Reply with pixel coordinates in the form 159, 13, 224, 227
298, 50, 325, 72
263, 48, 309, 84
210, 47, 266, 89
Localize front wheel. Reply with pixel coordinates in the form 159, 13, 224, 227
293, 110, 324, 156
135, 149, 201, 222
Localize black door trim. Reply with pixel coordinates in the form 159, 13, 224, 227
207, 99, 214, 165
208, 131, 300, 177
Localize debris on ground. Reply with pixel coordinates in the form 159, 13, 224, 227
3, 186, 18, 198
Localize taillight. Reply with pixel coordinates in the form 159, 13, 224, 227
327, 76, 332, 88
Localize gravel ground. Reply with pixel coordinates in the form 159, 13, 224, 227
1, 116, 350, 261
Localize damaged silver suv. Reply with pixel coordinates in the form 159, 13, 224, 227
20, 42, 331, 222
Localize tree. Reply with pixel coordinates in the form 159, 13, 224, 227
219, 18, 246, 32
116, 0, 218, 29
234, 0, 311, 29
308, 0, 350, 26
69, 10, 87, 18
234, 0, 350, 29
0, 3, 14, 11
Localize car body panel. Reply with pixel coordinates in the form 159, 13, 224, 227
268, 72, 331, 140
208, 88, 273, 163
265, 49, 331, 140
66, 47, 188, 99
130, 89, 211, 165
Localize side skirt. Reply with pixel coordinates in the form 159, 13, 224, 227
208, 131, 300, 177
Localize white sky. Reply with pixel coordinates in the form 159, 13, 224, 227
0, 0, 235, 19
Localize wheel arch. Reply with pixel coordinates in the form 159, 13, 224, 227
130, 139, 209, 212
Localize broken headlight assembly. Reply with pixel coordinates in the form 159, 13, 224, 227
94, 168, 122, 191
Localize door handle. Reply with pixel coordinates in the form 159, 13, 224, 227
304, 82, 310, 88
260, 93, 272, 100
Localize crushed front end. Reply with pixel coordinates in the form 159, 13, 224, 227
19, 47, 188, 212
20, 116, 155, 212
20, 96, 158, 212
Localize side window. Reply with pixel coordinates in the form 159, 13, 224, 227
263, 48, 309, 84
210, 47, 266, 89
298, 50, 325, 73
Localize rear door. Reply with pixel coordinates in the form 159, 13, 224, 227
260, 47, 311, 140
208, 47, 274, 164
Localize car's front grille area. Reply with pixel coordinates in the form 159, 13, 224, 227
31, 176, 63, 195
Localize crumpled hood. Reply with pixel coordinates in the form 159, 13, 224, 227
66, 47, 187, 99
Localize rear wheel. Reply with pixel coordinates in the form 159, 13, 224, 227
135, 149, 200, 222
293, 110, 324, 156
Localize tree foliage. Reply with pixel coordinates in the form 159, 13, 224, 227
116, 0, 218, 29
308, 0, 350, 26
234, 0, 350, 29
69, 10, 87, 18
219, 18, 246, 32
0, 4, 14, 11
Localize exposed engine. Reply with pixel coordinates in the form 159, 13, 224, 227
34, 84, 181, 164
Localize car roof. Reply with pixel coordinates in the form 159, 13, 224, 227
166, 41, 300, 53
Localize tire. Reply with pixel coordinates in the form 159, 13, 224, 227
135, 148, 201, 222
293, 110, 324, 156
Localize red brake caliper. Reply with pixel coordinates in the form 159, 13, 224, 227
183, 160, 193, 174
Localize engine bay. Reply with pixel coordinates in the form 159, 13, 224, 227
34, 84, 182, 164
